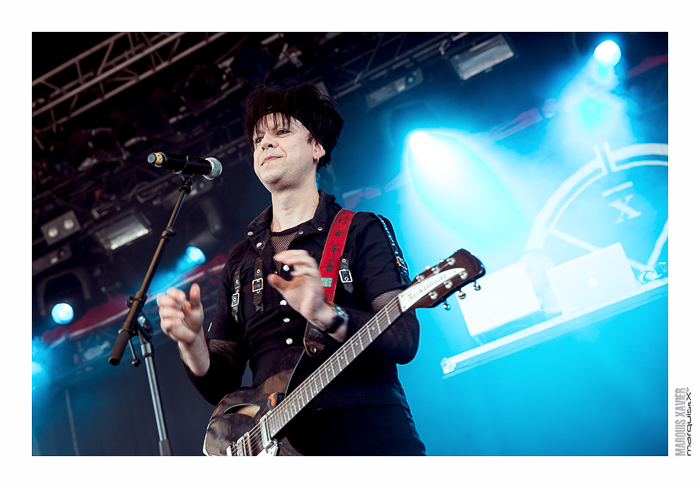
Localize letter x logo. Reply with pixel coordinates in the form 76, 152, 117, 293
608, 194, 642, 224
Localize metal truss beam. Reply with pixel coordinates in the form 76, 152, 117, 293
30, 32, 462, 249
32, 32, 228, 135
326, 32, 457, 98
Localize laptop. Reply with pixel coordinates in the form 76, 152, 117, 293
458, 262, 542, 338
545, 242, 638, 316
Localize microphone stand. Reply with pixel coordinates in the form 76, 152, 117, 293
108, 173, 195, 456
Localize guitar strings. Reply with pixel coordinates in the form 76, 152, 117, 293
231, 259, 464, 454
234, 295, 404, 455
263, 296, 402, 440
231, 297, 392, 455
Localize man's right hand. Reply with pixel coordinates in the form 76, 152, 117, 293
157, 283, 210, 376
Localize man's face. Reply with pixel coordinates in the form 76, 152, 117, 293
252, 114, 325, 192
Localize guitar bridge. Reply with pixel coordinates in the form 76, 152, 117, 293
227, 416, 279, 456
234, 435, 247, 456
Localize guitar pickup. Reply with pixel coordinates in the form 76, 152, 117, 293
260, 414, 272, 450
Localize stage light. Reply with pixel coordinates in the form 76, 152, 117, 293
389, 102, 439, 146
407, 133, 469, 196
185, 246, 206, 266
92, 211, 151, 251
33, 243, 72, 276
446, 34, 515, 82
365, 68, 423, 109
35, 267, 92, 321
594, 40, 621, 69
579, 97, 606, 128
409, 132, 434, 155
406, 132, 529, 243
150, 245, 208, 292
40, 210, 81, 246
32, 339, 52, 390
32, 361, 43, 376
51, 302, 74, 324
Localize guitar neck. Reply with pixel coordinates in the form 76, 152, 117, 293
265, 297, 403, 438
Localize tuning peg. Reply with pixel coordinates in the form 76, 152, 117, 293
443, 301, 451, 311
457, 289, 466, 300
474, 283, 481, 291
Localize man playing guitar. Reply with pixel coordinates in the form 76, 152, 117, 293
156, 83, 426, 455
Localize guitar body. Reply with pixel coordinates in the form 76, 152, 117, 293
202, 249, 486, 456
204, 347, 306, 456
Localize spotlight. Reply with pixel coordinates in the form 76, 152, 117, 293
365, 68, 423, 109
388, 102, 439, 146
578, 97, 611, 129
91, 211, 151, 252
408, 132, 434, 156
35, 267, 92, 320
32, 339, 53, 390
185, 246, 206, 266
40, 210, 81, 246
446, 34, 515, 82
51, 302, 74, 325
33, 243, 72, 276
32, 361, 43, 376
594, 40, 621, 68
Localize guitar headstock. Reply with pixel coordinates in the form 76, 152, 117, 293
398, 249, 486, 312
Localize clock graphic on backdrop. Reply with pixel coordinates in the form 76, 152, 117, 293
525, 142, 668, 275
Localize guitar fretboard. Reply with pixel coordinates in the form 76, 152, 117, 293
266, 296, 403, 438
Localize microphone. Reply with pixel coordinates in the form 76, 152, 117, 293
147, 152, 223, 180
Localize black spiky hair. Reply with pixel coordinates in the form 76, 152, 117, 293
244, 83, 344, 167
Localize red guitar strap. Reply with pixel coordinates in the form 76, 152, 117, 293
303, 208, 355, 357
318, 209, 355, 301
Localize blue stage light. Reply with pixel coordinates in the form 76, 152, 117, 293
185, 246, 206, 266
406, 132, 529, 243
594, 40, 621, 69
579, 97, 605, 128
409, 131, 434, 156
32, 338, 52, 390
51, 302, 74, 324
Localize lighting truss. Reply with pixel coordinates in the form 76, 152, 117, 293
31, 32, 469, 262
325, 32, 455, 99
32, 32, 229, 137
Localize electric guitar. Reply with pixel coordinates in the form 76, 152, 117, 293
203, 248, 485, 456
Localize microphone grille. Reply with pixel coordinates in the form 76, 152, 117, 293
204, 158, 223, 180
